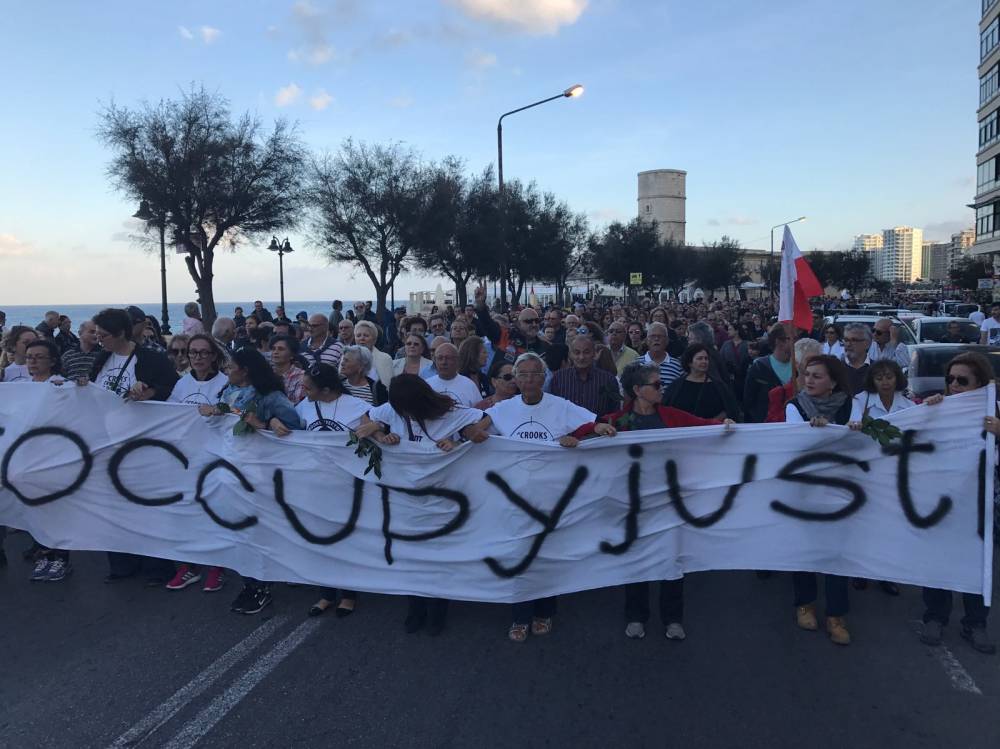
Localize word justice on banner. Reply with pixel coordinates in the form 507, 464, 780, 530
0, 384, 993, 602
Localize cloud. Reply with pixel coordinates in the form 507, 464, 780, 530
388, 95, 414, 109
310, 89, 334, 110
449, 0, 587, 35
466, 50, 497, 69
275, 83, 303, 106
178, 25, 194, 40
0, 233, 33, 257
286, 0, 356, 65
200, 26, 222, 44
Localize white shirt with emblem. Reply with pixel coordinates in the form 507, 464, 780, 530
296, 394, 370, 432
485, 393, 595, 442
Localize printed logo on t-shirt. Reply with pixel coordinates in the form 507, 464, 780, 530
511, 419, 555, 442
182, 392, 215, 406
99, 366, 133, 396
307, 418, 346, 432
989, 327, 1000, 346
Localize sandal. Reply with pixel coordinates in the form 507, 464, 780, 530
531, 617, 553, 636
508, 623, 529, 642
335, 599, 356, 618
308, 599, 333, 617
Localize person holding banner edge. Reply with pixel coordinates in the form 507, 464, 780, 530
920, 352, 995, 655
602, 360, 734, 641
784, 354, 854, 646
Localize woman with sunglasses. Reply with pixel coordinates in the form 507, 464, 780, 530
392, 333, 432, 377
602, 360, 732, 641
784, 354, 854, 646
918, 352, 996, 654
283, 363, 372, 618
474, 358, 517, 409
821, 324, 844, 358
167, 334, 191, 374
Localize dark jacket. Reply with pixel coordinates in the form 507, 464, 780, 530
89, 345, 178, 401
662, 375, 742, 421
742, 356, 785, 423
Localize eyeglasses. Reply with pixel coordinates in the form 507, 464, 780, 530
25, 355, 50, 362
188, 350, 212, 358
516, 371, 545, 379
945, 375, 971, 386
642, 381, 663, 390
495, 373, 515, 381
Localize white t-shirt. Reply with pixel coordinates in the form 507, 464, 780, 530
296, 394, 369, 432
424, 373, 481, 407
168, 370, 229, 405
485, 393, 595, 442
367, 402, 484, 444
969, 310, 986, 325
2, 362, 29, 382
849, 391, 915, 421
94, 351, 137, 396
981, 317, 1000, 346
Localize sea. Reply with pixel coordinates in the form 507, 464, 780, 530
0, 301, 362, 328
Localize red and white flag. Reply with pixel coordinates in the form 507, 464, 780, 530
778, 225, 823, 331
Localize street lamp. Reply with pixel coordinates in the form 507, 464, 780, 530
496, 84, 584, 310
132, 199, 171, 335
769, 216, 807, 298
267, 236, 294, 312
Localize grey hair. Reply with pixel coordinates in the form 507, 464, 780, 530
620, 361, 659, 400
687, 321, 715, 347
341, 344, 372, 371
647, 322, 668, 337
843, 322, 872, 343
211, 317, 234, 337
354, 320, 380, 340
513, 351, 548, 377
793, 337, 823, 366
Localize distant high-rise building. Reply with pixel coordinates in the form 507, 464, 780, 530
880, 226, 924, 282
637, 169, 686, 244
974, 0, 1000, 260
922, 241, 949, 281
949, 228, 976, 270
853, 233, 884, 280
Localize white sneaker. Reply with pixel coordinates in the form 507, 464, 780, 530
625, 621, 646, 639
665, 622, 686, 640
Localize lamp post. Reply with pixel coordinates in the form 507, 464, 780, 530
267, 236, 294, 312
769, 216, 807, 298
497, 84, 583, 310
132, 200, 171, 335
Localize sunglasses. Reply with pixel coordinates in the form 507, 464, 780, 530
495, 373, 514, 381
945, 375, 971, 386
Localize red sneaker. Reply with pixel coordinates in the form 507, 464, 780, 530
202, 567, 225, 592
166, 565, 202, 590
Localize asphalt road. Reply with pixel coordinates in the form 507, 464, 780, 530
1, 536, 998, 749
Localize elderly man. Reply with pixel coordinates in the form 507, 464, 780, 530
252, 300, 273, 323
337, 318, 355, 346
607, 321, 639, 375
841, 322, 872, 395
544, 308, 566, 345
61, 320, 100, 381
427, 313, 449, 344
548, 335, 620, 416
36, 310, 60, 339
869, 318, 909, 368
641, 322, 684, 391
302, 313, 344, 368
425, 342, 481, 406
212, 317, 236, 351
742, 323, 793, 423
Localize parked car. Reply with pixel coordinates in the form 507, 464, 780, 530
907, 343, 1000, 399
823, 314, 917, 345
910, 317, 981, 344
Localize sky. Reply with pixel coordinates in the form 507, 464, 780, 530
0, 0, 982, 305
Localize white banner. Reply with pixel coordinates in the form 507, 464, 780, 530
0, 384, 993, 601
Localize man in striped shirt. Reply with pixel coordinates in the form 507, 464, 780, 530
641, 322, 683, 390
60, 320, 100, 381
302, 314, 344, 369
548, 335, 620, 417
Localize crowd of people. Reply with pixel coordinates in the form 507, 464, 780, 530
0, 289, 996, 655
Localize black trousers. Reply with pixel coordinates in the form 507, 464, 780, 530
107, 552, 174, 580
407, 596, 448, 623
318, 587, 358, 602
922, 587, 990, 629
624, 578, 684, 624
792, 572, 849, 617
511, 597, 557, 625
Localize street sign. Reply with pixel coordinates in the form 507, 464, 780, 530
978, 278, 995, 290
629, 272, 643, 285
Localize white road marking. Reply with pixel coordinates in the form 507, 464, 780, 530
910, 621, 982, 695
162, 618, 322, 749
107, 615, 290, 748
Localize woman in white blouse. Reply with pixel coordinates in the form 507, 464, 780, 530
354, 320, 394, 387
392, 333, 432, 378
821, 323, 845, 358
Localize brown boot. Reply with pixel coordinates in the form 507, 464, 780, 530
826, 616, 851, 645
795, 603, 818, 631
